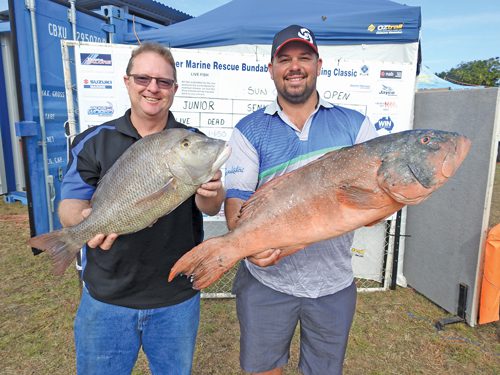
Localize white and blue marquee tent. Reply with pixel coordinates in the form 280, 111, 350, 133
128, 0, 421, 49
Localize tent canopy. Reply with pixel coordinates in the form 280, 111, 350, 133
417, 66, 479, 90
127, 0, 421, 47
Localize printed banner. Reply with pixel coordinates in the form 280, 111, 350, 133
74, 43, 417, 224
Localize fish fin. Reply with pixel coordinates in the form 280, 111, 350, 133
169, 236, 239, 290
28, 230, 82, 275
135, 177, 176, 205
336, 185, 387, 209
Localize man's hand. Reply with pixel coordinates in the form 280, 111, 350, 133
86, 233, 119, 250
195, 170, 225, 216
196, 170, 223, 197
225, 198, 282, 267
247, 248, 282, 267
247, 244, 307, 266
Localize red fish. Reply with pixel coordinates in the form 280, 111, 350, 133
169, 129, 471, 289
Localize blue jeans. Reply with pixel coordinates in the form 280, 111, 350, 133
74, 288, 200, 375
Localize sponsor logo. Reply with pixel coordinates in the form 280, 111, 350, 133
360, 65, 369, 76
225, 166, 244, 175
80, 53, 112, 66
379, 85, 396, 96
375, 101, 398, 111
350, 84, 371, 91
297, 28, 314, 42
87, 102, 114, 116
368, 23, 404, 35
83, 79, 113, 89
375, 116, 395, 132
351, 247, 366, 257
380, 70, 402, 79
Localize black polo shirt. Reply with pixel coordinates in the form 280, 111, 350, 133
61, 110, 201, 308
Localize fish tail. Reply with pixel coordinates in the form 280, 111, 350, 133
168, 236, 239, 290
28, 229, 82, 276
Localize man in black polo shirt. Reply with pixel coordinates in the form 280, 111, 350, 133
59, 42, 224, 374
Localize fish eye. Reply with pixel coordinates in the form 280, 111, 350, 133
181, 139, 190, 148
420, 136, 431, 145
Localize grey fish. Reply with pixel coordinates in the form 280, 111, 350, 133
29, 128, 231, 275
169, 129, 471, 289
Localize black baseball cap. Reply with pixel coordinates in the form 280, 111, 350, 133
271, 25, 318, 59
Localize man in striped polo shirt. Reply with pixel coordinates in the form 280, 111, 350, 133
224, 25, 378, 375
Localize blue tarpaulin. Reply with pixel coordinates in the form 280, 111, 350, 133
125, 0, 421, 47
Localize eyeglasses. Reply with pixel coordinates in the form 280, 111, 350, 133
128, 74, 176, 89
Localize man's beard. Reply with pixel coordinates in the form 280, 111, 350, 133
279, 76, 317, 105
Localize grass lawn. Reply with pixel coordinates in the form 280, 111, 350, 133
1, 165, 499, 374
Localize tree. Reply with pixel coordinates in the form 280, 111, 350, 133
437, 57, 500, 87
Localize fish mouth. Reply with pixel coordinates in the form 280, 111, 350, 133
442, 136, 471, 178
407, 135, 471, 188
195, 143, 231, 185
214, 143, 231, 170
195, 143, 230, 185
392, 134, 471, 204
389, 191, 429, 205
441, 151, 456, 178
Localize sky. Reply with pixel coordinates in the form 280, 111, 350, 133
156, 0, 500, 74
1, 0, 498, 73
